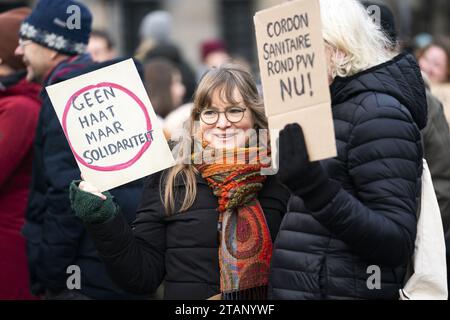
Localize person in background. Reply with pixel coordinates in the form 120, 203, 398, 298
197, 39, 231, 81
270, 0, 426, 300
16, 0, 147, 300
417, 35, 450, 295
136, 10, 173, 57
87, 30, 117, 63
201, 40, 230, 69
364, 0, 450, 261
421, 74, 450, 243
0, 7, 40, 300
410, 33, 433, 54
136, 10, 196, 104
144, 58, 185, 119
418, 36, 450, 84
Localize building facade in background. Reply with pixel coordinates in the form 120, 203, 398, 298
1, 0, 449, 73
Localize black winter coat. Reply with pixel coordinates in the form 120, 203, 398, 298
85, 172, 289, 300
269, 52, 427, 300
23, 56, 146, 299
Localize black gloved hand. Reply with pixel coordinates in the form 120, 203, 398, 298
277, 123, 340, 211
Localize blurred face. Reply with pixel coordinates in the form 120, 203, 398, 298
204, 51, 230, 69
15, 39, 55, 83
87, 36, 116, 63
170, 71, 185, 107
419, 45, 449, 84
199, 88, 254, 149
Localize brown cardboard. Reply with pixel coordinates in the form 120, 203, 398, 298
254, 0, 336, 161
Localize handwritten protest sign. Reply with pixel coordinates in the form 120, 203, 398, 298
254, 0, 336, 162
46, 59, 175, 191
431, 84, 450, 126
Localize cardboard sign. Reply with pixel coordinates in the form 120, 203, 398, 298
431, 84, 450, 126
46, 59, 176, 191
254, 0, 336, 162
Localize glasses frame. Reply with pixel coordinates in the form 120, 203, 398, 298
199, 106, 247, 125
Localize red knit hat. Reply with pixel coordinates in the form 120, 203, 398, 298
0, 7, 31, 71
201, 39, 227, 62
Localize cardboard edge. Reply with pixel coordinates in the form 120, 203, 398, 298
268, 102, 337, 162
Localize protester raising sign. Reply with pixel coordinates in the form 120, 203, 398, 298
46, 59, 175, 191
254, 0, 336, 161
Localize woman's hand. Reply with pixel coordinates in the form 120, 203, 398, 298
79, 180, 107, 200
70, 178, 118, 224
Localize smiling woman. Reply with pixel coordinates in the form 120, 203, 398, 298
69, 63, 290, 300
167, 63, 270, 213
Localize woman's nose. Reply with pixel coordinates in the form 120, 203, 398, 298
216, 113, 231, 129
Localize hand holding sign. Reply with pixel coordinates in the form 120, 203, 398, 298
79, 180, 106, 200
254, 0, 336, 162
46, 59, 176, 191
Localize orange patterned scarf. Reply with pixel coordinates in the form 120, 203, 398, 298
194, 147, 272, 300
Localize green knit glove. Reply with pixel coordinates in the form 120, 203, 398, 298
69, 180, 118, 224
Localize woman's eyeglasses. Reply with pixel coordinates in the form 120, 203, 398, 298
199, 106, 247, 125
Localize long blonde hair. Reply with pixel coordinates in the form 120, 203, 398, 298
320, 0, 395, 79
162, 63, 267, 215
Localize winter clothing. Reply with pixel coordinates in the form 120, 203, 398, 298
421, 79, 450, 294
70, 169, 289, 300
70, 181, 117, 224
270, 52, 426, 300
422, 88, 450, 238
364, 1, 450, 236
201, 40, 228, 62
0, 8, 30, 70
0, 71, 41, 299
195, 147, 272, 299
139, 10, 173, 43
277, 123, 341, 212
19, 0, 92, 55
362, 2, 397, 45
23, 56, 147, 299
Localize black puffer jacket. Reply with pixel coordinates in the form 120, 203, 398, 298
269, 52, 427, 300
85, 172, 289, 300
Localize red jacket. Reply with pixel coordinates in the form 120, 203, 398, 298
0, 72, 41, 299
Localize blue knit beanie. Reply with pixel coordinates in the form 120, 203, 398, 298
19, 0, 92, 55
